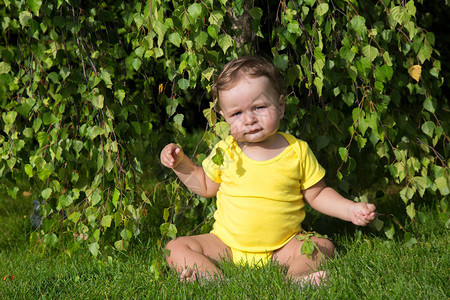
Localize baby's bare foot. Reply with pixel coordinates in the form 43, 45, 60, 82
295, 271, 327, 287
180, 268, 198, 282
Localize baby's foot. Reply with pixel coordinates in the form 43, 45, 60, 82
296, 271, 327, 287
180, 268, 198, 282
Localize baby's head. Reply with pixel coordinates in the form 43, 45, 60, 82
212, 56, 285, 144
212, 56, 284, 107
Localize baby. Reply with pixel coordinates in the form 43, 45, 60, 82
160, 56, 376, 284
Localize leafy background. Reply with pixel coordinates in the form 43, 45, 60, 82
0, 0, 448, 258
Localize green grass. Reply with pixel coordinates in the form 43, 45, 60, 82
0, 192, 448, 299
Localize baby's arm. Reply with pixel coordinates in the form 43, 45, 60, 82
303, 180, 376, 226
160, 143, 220, 198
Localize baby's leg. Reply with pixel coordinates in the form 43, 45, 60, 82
165, 233, 231, 282
272, 235, 334, 284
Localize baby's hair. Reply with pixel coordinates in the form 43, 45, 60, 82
212, 56, 284, 103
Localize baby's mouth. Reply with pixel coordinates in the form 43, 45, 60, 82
246, 129, 262, 135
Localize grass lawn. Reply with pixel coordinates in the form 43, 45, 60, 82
0, 192, 448, 299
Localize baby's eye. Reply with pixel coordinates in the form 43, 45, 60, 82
255, 106, 266, 110
232, 111, 241, 117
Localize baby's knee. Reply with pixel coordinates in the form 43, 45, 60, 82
165, 236, 197, 256
313, 237, 335, 258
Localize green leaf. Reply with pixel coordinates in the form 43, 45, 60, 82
212, 147, 224, 166
390, 6, 404, 26
27, 0, 43, 16
214, 121, 230, 140
168, 32, 182, 47
350, 16, 366, 36
58, 195, 73, 208
41, 188, 52, 200
115, 89, 126, 104
421, 121, 435, 138
217, 34, 233, 54
132, 58, 141, 71
59, 67, 70, 80
315, 3, 329, 17
203, 106, 216, 126
177, 78, 190, 90
339, 46, 355, 62
202, 67, 215, 81
188, 3, 202, 20
375, 65, 393, 83
101, 215, 113, 228
0, 62, 11, 74
91, 190, 102, 206
338, 147, 348, 162
44, 233, 57, 247
406, 203, 415, 220
400, 187, 415, 204
273, 55, 289, 71
315, 135, 330, 150
361, 45, 379, 62
371, 218, 384, 231
423, 97, 436, 113
43, 112, 58, 125
435, 177, 449, 196
412, 176, 427, 197
89, 242, 100, 257
2, 111, 17, 124
68, 212, 81, 223
384, 223, 395, 239
19, 11, 32, 27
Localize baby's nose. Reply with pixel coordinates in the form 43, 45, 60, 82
243, 112, 257, 125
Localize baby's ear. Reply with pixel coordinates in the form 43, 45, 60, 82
278, 95, 285, 118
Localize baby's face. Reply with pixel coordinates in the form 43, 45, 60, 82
219, 75, 284, 145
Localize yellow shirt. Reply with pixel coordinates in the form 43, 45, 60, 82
202, 132, 325, 252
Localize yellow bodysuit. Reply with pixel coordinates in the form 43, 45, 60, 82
202, 132, 325, 266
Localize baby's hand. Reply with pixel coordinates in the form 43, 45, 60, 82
160, 143, 184, 169
349, 202, 376, 226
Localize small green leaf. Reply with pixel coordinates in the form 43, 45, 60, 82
421, 121, 435, 138
338, 147, 348, 162
217, 34, 233, 54
315, 136, 330, 151
101, 215, 112, 228
19, 11, 32, 27
168, 32, 182, 47
406, 203, 416, 220
2, 111, 17, 124
375, 65, 393, 83
0, 62, 11, 74
362, 45, 379, 62
188, 3, 202, 20
41, 188, 52, 200
273, 55, 289, 71
112, 188, 120, 208
89, 242, 100, 257
59, 67, 70, 80
177, 78, 190, 90
27, 0, 43, 16
350, 16, 366, 36
132, 58, 141, 71
202, 67, 215, 81
315, 3, 329, 17
212, 147, 224, 166
214, 121, 230, 140
43, 112, 58, 125
68, 212, 81, 223
384, 223, 395, 239
91, 190, 102, 206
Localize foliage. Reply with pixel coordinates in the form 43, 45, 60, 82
0, 0, 448, 256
